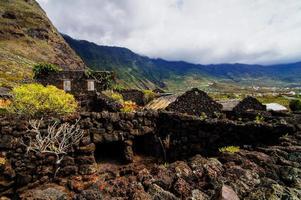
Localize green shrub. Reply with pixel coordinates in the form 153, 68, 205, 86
33, 63, 61, 79
103, 90, 124, 103
112, 84, 126, 91
9, 83, 77, 116
143, 90, 156, 103
255, 115, 264, 123
200, 112, 207, 120
219, 146, 240, 154
289, 99, 301, 111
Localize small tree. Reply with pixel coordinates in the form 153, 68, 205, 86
24, 119, 84, 176
9, 83, 77, 116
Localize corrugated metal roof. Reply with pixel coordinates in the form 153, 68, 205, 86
265, 103, 288, 111
145, 94, 178, 110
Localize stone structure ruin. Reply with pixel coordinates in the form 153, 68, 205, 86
0, 109, 298, 196
166, 88, 223, 117
1, 87, 301, 199
36, 70, 113, 96
117, 89, 146, 106
35, 70, 114, 110
233, 96, 266, 114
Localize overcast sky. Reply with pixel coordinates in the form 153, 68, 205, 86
37, 0, 301, 65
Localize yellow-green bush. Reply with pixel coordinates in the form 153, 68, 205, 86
255, 115, 264, 124
9, 83, 77, 116
219, 146, 240, 154
102, 90, 124, 103
143, 90, 156, 103
111, 83, 126, 91
0, 157, 6, 165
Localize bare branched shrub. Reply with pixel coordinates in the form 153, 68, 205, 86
163, 134, 171, 150
157, 134, 171, 162
24, 119, 84, 165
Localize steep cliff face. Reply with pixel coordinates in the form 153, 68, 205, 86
0, 0, 86, 87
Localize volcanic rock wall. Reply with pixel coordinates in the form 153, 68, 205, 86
0, 111, 297, 195
166, 88, 223, 117
117, 89, 146, 106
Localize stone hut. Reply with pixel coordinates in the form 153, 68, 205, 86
165, 88, 222, 117
36, 70, 113, 96
36, 70, 114, 110
233, 96, 266, 114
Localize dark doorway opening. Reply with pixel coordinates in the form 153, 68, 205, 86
94, 141, 125, 164
132, 134, 160, 157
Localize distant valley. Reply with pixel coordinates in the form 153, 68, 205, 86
63, 34, 301, 91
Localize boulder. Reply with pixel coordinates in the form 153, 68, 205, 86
218, 185, 240, 200
19, 184, 70, 200
75, 189, 102, 200
148, 184, 179, 200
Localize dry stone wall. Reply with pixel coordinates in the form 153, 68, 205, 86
0, 111, 297, 194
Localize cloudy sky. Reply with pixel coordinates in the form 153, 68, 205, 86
37, 0, 301, 65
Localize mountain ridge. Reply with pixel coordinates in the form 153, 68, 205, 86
63, 34, 301, 91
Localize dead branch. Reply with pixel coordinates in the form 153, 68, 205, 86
24, 119, 84, 165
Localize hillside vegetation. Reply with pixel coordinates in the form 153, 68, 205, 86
0, 0, 85, 88
63, 34, 301, 91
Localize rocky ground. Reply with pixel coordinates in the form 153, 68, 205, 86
17, 129, 301, 200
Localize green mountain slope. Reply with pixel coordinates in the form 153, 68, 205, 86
63, 34, 169, 89
63, 34, 213, 90
0, 0, 86, 88
63, 34, 301, 91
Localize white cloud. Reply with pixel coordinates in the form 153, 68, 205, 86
37, 0, 301, 65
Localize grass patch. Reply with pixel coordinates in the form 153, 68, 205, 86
257, 95, 291, 108
219, 146, 240, 154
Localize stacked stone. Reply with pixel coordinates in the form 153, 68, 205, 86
158, 112, 295, 160
166, 88, 222, 117
93, 93, 123, 112
233, 96, 266, 114
83, 111, 158, 163
0, 110, 298, 196
0, 118, 57, 192
117, 89, 146, 106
